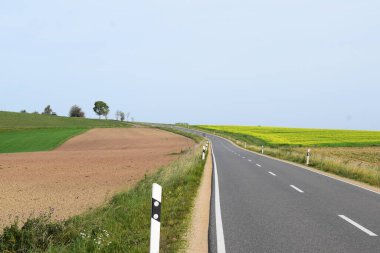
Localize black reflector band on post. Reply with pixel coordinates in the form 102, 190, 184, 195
151, 198, 161, 222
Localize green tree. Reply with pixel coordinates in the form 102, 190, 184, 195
43, 105, 52, 115
93, 101, 109, 119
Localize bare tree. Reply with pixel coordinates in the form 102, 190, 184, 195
115, 110, 124, 121
120, 111, 125, 121
115, 110, 126, 121
126, 112, 130, 122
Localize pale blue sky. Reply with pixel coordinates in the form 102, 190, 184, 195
1, 0, 379, 130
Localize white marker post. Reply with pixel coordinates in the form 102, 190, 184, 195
150, 183, 162, 253
306, 148, 311, 166
261, 145, 264, 154
202, 145, 206, 160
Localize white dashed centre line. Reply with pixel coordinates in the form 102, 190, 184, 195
242, 157, 246, 159
248, 159, 252, 162
290, 185, 304, 193
268, 172, 277, 176
256, 164, 261, 167
338, 215, 378, 237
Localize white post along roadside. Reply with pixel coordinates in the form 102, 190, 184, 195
202, 145, 206, 160
261, 145, 264, 154
306, 148, 311, 165
150, 183, 162, 253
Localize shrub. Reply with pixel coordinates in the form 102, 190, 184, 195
0, 213, 67, 253
69, 105, 85, 118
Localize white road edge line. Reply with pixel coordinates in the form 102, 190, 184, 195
212, 145, 227, 253
268, 172, 277, 176
256, 164, 262, 167
290, 185, 304, 193
338, 215, 378, 237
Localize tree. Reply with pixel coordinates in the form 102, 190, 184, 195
69, 105, 85, 117
120, 111, 125, 121
43, 105, 53, 115
126, 112, 130, 122
93, 101, 109, 119
115, 110, 125, 121
115, 110, 121, 120
104, 107, 110, 120
20, 110, 27, 113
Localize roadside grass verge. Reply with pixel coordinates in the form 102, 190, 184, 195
0, 144, 206, 253
246, 144, 380, 187
194, 126, 380, 188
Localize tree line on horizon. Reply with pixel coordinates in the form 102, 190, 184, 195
19, 101, 132, 122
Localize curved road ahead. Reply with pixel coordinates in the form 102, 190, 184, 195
178, 127, 380, 253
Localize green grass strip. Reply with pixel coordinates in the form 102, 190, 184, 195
0, 128, 89, 153
0, 111, 130, 129
0, 111, 131, 153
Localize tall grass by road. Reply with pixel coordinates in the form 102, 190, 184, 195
0, 111, 130, 153
0, 129, 206, 253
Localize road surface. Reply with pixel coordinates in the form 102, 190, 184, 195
177, 127, 380, 253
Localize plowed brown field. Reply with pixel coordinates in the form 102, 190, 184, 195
0, 128, 194, 229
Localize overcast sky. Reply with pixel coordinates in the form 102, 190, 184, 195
1, 0, 379, 130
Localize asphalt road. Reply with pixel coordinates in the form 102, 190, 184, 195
176, 127, 380, 253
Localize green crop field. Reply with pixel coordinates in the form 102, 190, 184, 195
196, 125, 380, 147
0, 111, 130, 153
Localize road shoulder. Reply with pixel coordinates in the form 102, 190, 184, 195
185, 145, 212, 253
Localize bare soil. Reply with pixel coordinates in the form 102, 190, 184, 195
0, 128, 194, 229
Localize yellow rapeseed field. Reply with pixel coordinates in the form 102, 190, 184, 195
198, 125, 380, 147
